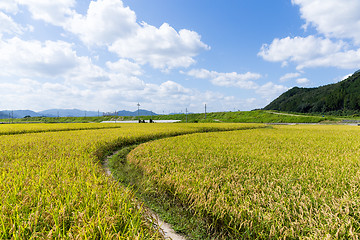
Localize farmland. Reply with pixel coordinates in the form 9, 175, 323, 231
0, 122, 261, 239
2, 122, 360, 239
0, 122, 122, 135
126, 125, 360, 239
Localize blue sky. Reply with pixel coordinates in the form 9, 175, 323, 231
0, 0, 359, 113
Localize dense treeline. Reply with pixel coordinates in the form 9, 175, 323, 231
264, 71, 360, 115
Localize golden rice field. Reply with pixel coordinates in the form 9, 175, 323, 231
0, 122, 123, 135
128, 125, 360, 239
0, 122, 259, 239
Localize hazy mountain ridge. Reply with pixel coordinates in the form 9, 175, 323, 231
0, 110, 42, 119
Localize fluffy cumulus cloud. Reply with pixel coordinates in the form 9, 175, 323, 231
0, 36, 119, 90
0, 76, 230, 113
137, 81, 231, 113
0, 0, 19, 13
259, 36, 346, 62
17, 0, 76, 26
0, 0, 214, 112
260, 1, 360, 70
186, 68, 261, 89
255, 82, 289, 102
259, 36, 360, 70
106, 59, 142, 76
296, 78, 309, 85
5, 0, 209, 71
0, 43, 218, 111
0, 0, 75, 26
0, 12, 24, 36
0, 37, 83, 77
65, 0, 209, 70
292, 0, 360, 44
0, 36, 224, 112
258, 36, 348, 69
109, 22, 209, 70
297, 49, 360, 69
0, 79, 85, 110
185, 68, 288, 103
279, 72, 301, 82
67, 0, 138, 46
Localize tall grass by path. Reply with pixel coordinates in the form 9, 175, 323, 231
127, 125, 360, 239
0, 123, 263, 239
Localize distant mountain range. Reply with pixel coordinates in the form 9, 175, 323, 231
264, 70, 360, 114
0, 110, 42, 119
0, 109, 157, 119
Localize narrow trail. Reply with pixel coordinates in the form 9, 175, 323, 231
266, 111, 311, 117
103, 150, 186, 240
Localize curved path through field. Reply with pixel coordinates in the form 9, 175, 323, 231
100, 124, 266, 239
103, 150, 186, 240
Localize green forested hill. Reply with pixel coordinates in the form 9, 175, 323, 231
264, 71, 360, 114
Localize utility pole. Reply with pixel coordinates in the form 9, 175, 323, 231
137, 103, 140, 120
205, 104, 207, 120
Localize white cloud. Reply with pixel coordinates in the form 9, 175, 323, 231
159, 81, 189, 95
0, 37, 117, 90
255, 82, 289, 102
260, 1, 360, 71
279, 72, 301, 82
0, 76, 232, 113
66, 0, 138, 46
0, 0, 19, 13
0, 37, 82, 77
0, 38, 228, 112
185, 68, 211, 79
136, 81, 231, 112
0, 78, 100, 111
68, 58, 112, 86
292, 0, 360, 44
259, 36, 345, 63
296, 48, 360, 69
0, 11, 24, 36
185, 68, 288, 104
17, 0, 76, 26
186, 68, 261, 89
11, 0, 209, 71
296, 78, 309, 85
64, 0, 209, 70
0, 36, 213, 112
258, 36, 360, 70
109, 22, 209, 70
106, 59, 142, 76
